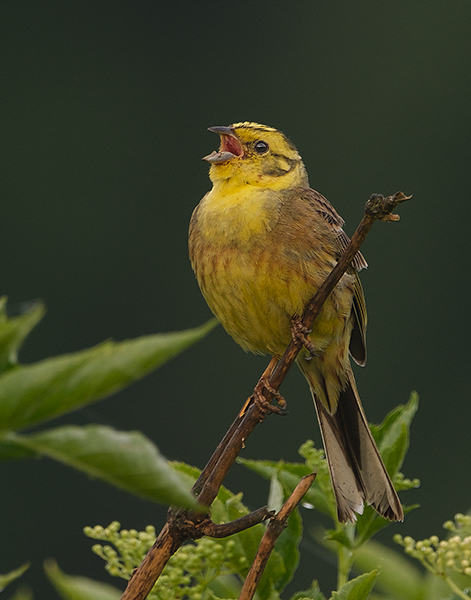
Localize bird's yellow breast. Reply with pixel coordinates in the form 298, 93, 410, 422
189, 185, 352, 359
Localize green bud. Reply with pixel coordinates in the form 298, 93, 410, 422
393, 534, 403, 544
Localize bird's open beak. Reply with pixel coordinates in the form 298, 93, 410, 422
202, 126, 244, 164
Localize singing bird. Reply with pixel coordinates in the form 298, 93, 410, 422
188, 122, 403, 523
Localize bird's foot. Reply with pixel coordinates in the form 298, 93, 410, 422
239, 357, 287, 417
253, 376, 287, 415
290, 317, 317, 360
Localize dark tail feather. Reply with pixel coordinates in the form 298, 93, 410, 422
311, 371, 403, 523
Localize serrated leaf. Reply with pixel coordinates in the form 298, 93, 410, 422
377, 422, 409, 478
0, 298, 45, 372
9, 425, 199, 508
289, 580, 325, 600
44, 560, 122, 600
0, 319, 217, 432
0, 562, 30, 592
370, 393, 419, 475
330, 570, 378, 600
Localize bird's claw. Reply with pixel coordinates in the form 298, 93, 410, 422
255, 377, 287, 412
240, 377, 287, 417
290, 317, 317, 359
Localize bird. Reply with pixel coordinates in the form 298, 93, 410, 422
188, 122, 403, 523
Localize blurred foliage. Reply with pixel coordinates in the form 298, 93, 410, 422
1, 300, 470, 599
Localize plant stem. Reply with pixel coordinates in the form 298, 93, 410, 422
336, 523, 355, 589
444, 575, 470, 600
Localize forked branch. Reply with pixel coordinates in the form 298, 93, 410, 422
120, 191, 410, 600
239, 473, 317, 600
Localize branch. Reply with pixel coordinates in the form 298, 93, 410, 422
268, 191, 410, 393
238, 473, 317, 600
120, 191, 409, 600
200, 506, 273, 538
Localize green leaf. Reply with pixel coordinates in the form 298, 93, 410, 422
356, 502, 419, 545
9, 586, 33, 600
325, 527, 355, 550
257, 581, 283, 600
353, 539, 424, 600
208, 573, 242, 599
0, 437, 37, 460
370, 393, 419, 475
268, 470, 284, 513
169, 460, 202, 484
238, 457, 333, 519
0, 319, 217, 432
0, 562, 30, 592
354, 395, 419, 543
186, 477, 285, 599
0, 298, 45, 372
289, 580, 326, 600
9, 425, 199, 508
170, 461, 301, 596
44, 559, 122, 600
273, 504, 303, 593
330, 570, 378, 600
355, 506, 389, 544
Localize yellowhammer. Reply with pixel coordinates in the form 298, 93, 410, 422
188, 122, 403, 523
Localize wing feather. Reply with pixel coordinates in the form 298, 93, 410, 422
297, 187, 368, 364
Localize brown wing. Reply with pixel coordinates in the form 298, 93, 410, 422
299, 188, 368, 365
350, 275, 367, 366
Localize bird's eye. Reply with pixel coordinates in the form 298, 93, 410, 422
254, 140, 269, 154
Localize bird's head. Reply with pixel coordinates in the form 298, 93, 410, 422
203, 122, 308, 190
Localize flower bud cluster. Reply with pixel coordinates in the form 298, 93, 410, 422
152, 536, 244, 600
298, 440, 329, 478
393, 472, 420, 492
84, 521, 156, 580
394, 513, 471, 579
84, 522, 246, 599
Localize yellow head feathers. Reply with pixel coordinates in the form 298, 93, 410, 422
203, 122, 308, 190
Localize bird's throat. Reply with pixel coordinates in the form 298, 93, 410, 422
198, 185, 281, 245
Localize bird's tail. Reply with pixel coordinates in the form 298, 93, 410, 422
305, 369, 403, 523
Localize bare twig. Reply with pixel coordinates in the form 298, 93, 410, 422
239, 473, 317, 600
120, 191, 409, 600
200, 506, 273, 538
123, 523, 183, 600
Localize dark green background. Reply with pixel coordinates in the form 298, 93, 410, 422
2, 1, 470, 597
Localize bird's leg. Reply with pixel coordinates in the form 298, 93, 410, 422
239, 357, 287, 417
290, 317, 317, 360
